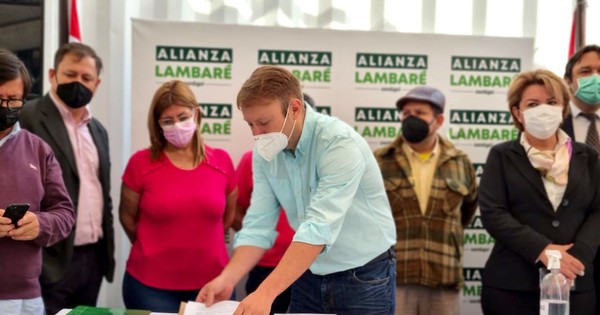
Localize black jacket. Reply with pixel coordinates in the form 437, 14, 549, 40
479, 139, 600, 291
19, 94, 115, 283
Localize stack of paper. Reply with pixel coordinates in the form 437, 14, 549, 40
178, 301, 335, 315
179, 301, 238, 315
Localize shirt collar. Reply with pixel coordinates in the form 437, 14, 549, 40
401, 136, 440, 160
0, 122, 21, 147
570, 102, 599, 119
49, 90, 92, 124
293, 105, 316, 158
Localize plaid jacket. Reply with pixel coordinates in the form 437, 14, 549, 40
374, 136, 478, 289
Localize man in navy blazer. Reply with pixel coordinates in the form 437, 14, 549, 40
561, 44, 600, 315
19, 43, 115, 315
561, 44, 600, 145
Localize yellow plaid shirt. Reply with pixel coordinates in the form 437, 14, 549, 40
374, 135, 478, 289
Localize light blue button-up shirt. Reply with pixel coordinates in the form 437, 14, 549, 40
234, 106, 396, 275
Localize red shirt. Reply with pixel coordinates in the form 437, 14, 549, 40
236, 151, 294, 267
122, 146, 235, 289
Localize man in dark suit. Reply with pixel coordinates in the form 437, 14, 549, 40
561, 44, 600, 149
561, 44, 600, 315
19, 43, 115, 315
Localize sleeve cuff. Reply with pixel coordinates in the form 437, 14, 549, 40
292, 221, 332, 253
233, 228, 278, 250
568, 243, 594, 266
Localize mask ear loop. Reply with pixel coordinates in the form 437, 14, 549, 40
280, 108, 290, 133
281, 101, 297, 140
425, 116, 436, 139
287, 119, 296, 141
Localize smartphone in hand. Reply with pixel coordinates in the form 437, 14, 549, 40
2, 203, 30, 227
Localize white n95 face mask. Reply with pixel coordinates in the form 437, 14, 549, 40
254, 107, 296, 161
523, 104, 563, 140
255, 132, 289, 161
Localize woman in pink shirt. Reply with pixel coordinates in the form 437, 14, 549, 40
119, 80, 236, 312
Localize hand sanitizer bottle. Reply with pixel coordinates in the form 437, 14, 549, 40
540, 250, 569, 315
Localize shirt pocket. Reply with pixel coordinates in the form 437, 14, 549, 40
442, 178, 469, 217
383, 177, 403, 205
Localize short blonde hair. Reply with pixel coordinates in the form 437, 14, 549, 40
148, 80, 205, 163
507, 69, 571, 131
237, 65, 302, 114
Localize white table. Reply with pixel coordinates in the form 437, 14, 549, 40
56, 309, 174, 315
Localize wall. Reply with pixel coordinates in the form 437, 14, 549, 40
38, 0, 600, 309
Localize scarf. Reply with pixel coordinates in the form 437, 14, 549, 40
520, 130, 572, 186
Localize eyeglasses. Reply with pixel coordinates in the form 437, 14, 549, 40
158, 115, 193, 126
0, 98, 24, 110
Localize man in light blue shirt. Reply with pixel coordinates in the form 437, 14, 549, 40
198, 65, 397, 315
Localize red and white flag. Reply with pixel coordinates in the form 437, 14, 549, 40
69, 0, 81, 42
568, 0, 586, 57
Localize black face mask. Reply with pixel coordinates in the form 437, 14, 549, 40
0, 106, 20, 132
56, 81, 93, 109
401, 115, 434, 143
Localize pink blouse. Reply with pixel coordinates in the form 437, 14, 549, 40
122, 146, 235, 289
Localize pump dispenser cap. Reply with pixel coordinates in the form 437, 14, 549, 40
545, 249, 562, 270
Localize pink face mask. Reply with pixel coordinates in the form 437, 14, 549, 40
161, 117, 197, 148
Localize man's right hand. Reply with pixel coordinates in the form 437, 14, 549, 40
196, 274, 235, 306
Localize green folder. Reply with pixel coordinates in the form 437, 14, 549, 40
67, 305, 151, 315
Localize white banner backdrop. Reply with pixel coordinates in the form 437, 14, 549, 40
132, 19, 533, 315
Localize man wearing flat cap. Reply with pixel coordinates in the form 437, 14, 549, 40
374, 86, 478, 315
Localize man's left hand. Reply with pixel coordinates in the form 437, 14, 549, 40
234, 290, 273, 315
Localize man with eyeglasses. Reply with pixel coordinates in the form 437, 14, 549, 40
0, 48, 74, 315
19, 43, 115, 315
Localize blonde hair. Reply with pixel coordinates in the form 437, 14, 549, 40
237, 65, 302, 114
148, 80, 205, 163
507, 69, 571, 131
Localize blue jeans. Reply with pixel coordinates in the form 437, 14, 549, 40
122, 271, 200, 312
289, 248, 396, 315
